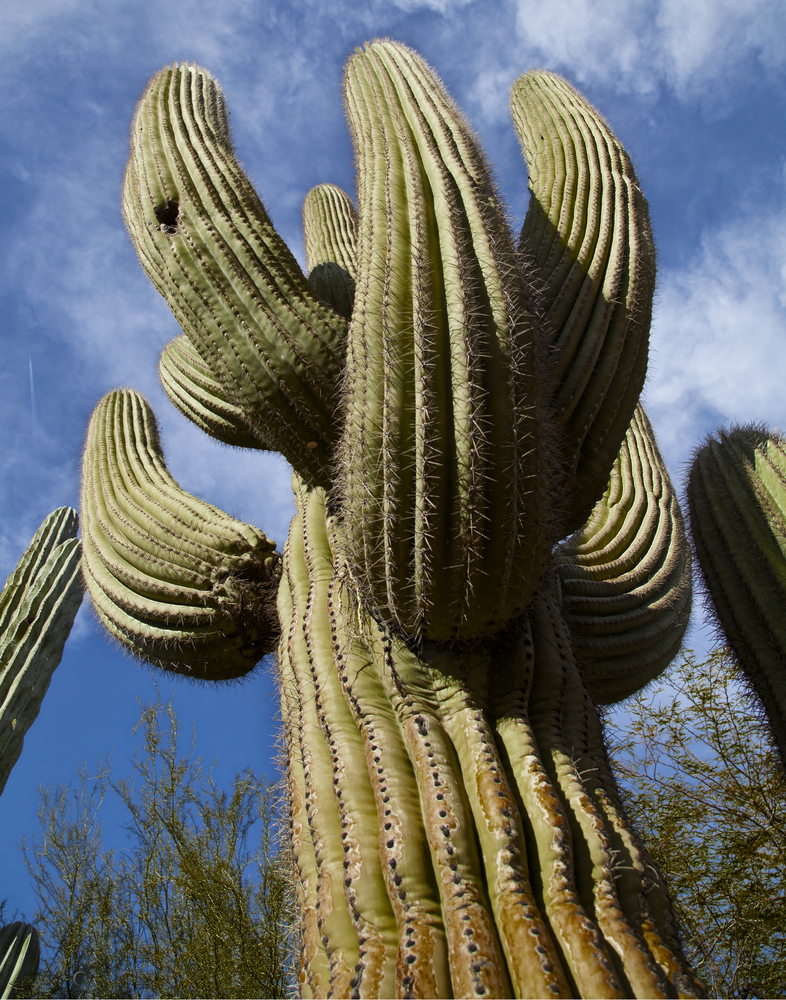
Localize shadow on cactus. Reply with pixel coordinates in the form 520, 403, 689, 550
81, 41, 704, 998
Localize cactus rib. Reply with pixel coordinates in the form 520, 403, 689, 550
80, 389, 280, 679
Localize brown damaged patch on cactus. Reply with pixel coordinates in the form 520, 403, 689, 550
154, 199, 179, 234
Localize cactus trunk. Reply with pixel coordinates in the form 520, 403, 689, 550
280, 485, 699, 998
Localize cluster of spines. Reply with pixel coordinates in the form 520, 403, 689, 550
123, 63, 347, 488
0, 507, 82, 795
512, 71, 656, 533
339, 40, 553, 642
80, 389, 281, 680
687, 425, 786, 763
554, 405, 692, 703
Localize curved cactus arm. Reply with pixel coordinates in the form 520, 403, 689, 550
123, 63, 347, 489
0, 509, 82, 796
159, 334, 268, 449
339, 40, 554, 642
512, 72, 656, 533
302, 183, 358, 275
80, 389, 281, 680
554, 405, 692, 704
687, 425, 786, 764
0, 922, 40, 1000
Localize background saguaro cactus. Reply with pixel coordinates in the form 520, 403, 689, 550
78, 41, 708, 998
687, 425, 786, 766
0, 508, 83, 797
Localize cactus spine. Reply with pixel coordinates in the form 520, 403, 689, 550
0, 508, 82, 796
81, 40, 707, 997
687, 425, 786, 764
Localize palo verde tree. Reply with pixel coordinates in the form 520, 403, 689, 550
19, 696, 293, 1000
80, 42, 702, 998
607, 648, 786, 998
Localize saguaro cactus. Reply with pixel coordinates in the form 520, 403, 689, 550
81, 41, 705, 997
0, 508, 83, 796
687, 425, 786, 765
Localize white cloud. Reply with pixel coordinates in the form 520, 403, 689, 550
646, 181, 786, 474
513, 0, 786, 98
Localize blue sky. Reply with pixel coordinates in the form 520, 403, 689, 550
2, 0, 785, 926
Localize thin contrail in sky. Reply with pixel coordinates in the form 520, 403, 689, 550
29, 358, 39, 454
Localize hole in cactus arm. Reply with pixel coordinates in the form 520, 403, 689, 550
154, 200, 179, 234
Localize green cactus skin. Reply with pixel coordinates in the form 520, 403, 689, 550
555, 404, 692, 704
0, 923, 40, 1000
303, 183, 358, 276
0, 508, 82, 796
512, 72, 656, 535
123, 63, 348, 489
302, 185, 358, 321
159, 334, 266, 450
688, 425, 786, 765
80, 38, 710, 998
80, 389, 281, 680
339, 41, 555, 642
279, 485, 700, 998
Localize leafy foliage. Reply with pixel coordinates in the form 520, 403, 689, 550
17, 696, 294, 999
606, 649, 786, 998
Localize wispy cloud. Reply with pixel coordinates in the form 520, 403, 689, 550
646, 176, 786, 473
513, 0, 786, 98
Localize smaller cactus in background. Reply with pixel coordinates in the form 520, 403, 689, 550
687, 425, 786, 765
0, 923, 40, 1000
0, 508, 82, 796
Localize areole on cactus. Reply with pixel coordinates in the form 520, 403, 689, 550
81, 39, 705, 998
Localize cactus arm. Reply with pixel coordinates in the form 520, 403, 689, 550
687, 426, 786, 763
0, 510, 82, 796
303, 183, 358, 275
123, 64, 347, 488
158, 334, 267, 449
0, 922, 40, 1000
340, 40, 553, 641
554, 405, 692, 703
512, 72, 656, 532
80, 389, 280, 679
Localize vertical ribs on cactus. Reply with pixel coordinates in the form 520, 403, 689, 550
80, 38, 710, 997
0, 508, 83, 797
687, 425, 786, 765
80, 388, 281, 680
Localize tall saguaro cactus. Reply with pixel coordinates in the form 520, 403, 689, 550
81, 41, 705, 997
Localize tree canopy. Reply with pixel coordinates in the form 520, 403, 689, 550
606, 648, 786, 998
12, 695, 295, 999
